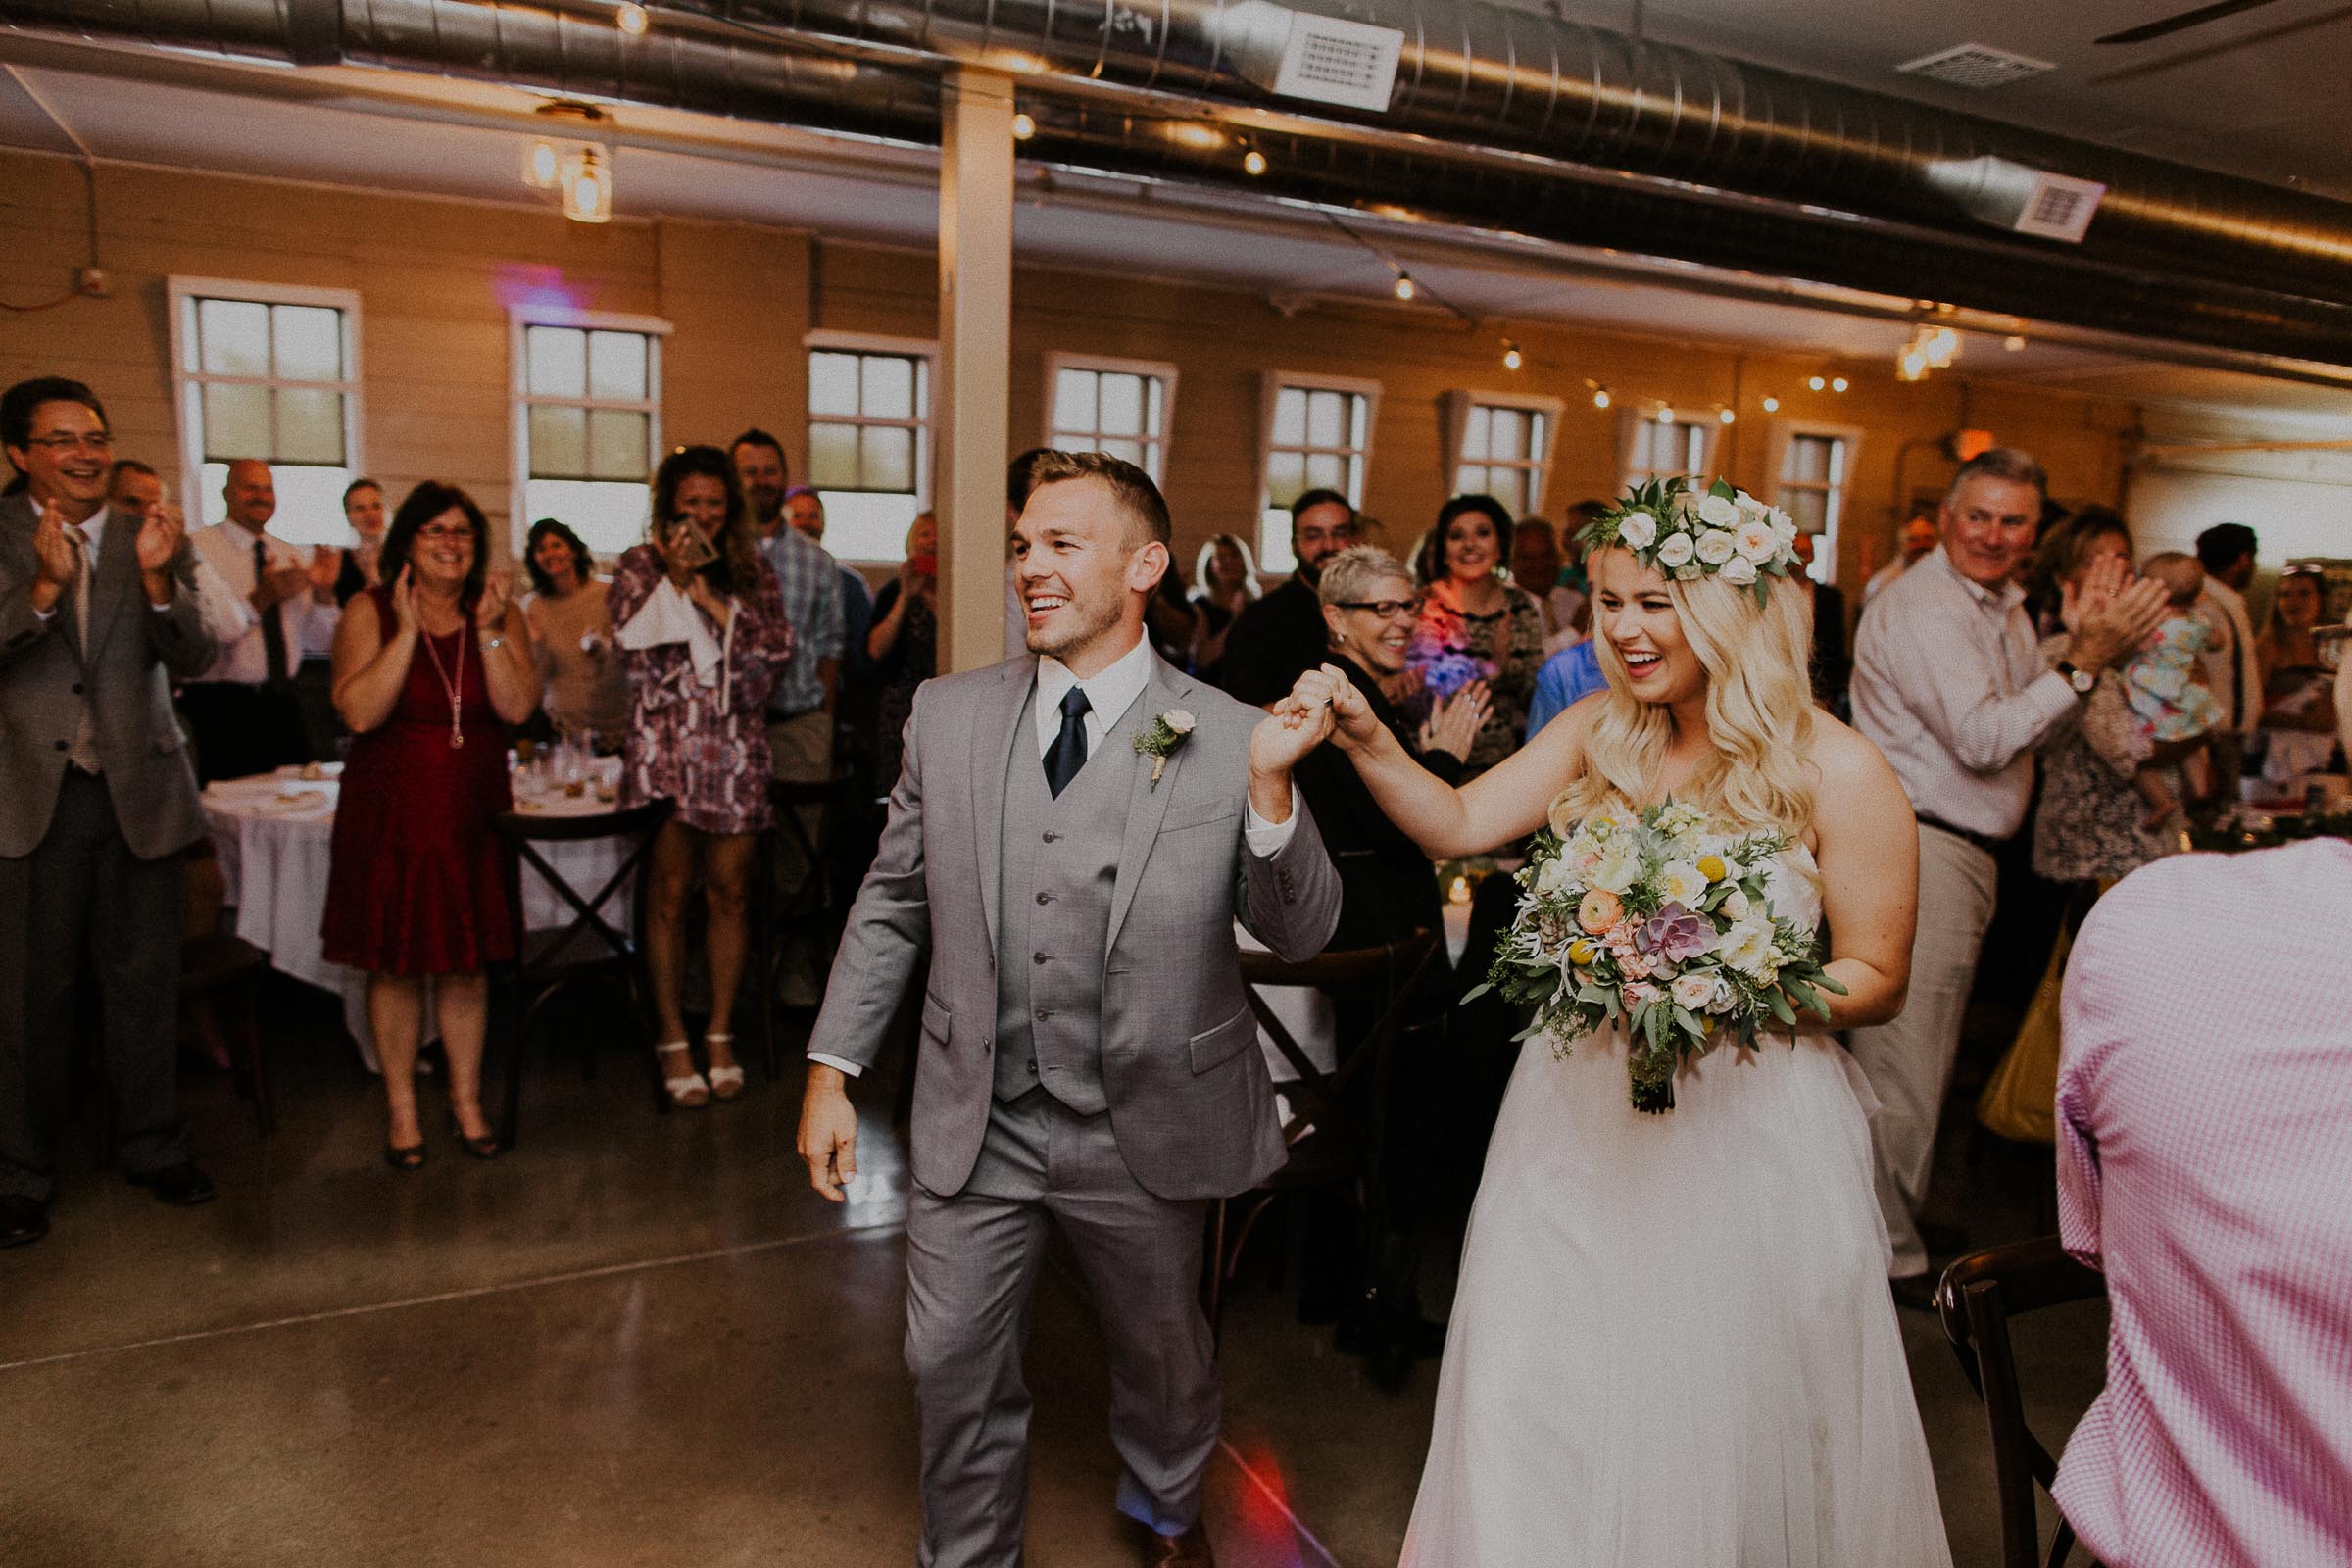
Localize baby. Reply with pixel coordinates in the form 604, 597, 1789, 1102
2122, 552, 2226, 827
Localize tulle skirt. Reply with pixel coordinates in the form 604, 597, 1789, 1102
1400, 1026, 1953, 1567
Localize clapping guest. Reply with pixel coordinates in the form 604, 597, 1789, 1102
521, 517, 627, 743
1509, 517, 1584, 652
2255, 566, 2340, 784
1219, 488, 1357, 705
328, 478, 387, 606
182, 460, 334, 780
323, 483, 538, 1168
1407, 495, 1544, 776
1189, 531, 1259, 684
866, 511, 939, 794
611, 446, 796, 1106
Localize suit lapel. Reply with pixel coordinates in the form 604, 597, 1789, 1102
82, 504, 135, 662
972, 657, 1035, 955
1104, 656, 1190, 954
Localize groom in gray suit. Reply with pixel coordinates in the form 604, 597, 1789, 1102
799, 451, 1341, 1567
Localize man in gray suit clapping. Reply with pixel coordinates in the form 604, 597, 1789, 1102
0, 377, 220, 1247
799, 450, 1341, 1568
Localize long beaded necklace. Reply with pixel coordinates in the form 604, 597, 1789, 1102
416, 616, 468, 750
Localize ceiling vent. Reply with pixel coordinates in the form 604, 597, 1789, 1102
1213, 2, 1404, 113
1895, 43, 2056, 90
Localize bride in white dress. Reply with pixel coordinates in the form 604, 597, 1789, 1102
1282, 511, 1953, 1566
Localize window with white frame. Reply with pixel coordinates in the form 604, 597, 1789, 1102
512, 312, 665, 562
1768, 422, 1862, 585
1045, 354, 1177, 481
808, 332, 937, 563
168, 278, 362, 545
1620, 411, 1719, 490
1259, 373, 1379, 574
1445, 391, 1564, 517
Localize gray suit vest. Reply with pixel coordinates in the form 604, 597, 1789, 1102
992, 683, 1149, 1112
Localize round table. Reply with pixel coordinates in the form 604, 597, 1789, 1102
202, 762, 632, 1070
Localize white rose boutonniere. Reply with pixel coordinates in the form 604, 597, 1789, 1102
1133, 709, 1196, 789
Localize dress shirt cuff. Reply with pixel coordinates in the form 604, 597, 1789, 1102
2026, 667, 2083, 727
1244, 786, 1300, 858
34, 604, 55, 622
808, 1052, 864, 1078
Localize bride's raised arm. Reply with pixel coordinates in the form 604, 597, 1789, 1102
1805, 719, 1920, 1030
1282, 662, 1587, 859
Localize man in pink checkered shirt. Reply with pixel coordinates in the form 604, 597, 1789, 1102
2055, 838, 2352, 1567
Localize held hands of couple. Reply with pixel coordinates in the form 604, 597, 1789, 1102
1275, 663, 1384, 753
2060, 554, 2172, 674
797, 1065, 859, 1202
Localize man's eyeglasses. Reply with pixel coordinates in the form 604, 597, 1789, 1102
1335, 597, 1424, 620
24, 432, 113, 454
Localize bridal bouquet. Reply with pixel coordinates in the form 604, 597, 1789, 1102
1466, 800, 1845, 1112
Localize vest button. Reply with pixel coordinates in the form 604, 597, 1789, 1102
1042, 830, 1059, 843
71, 683, 84, 696
1026, 1060, 1038, 1075
53, 740, 69, 752
1033, 952, 1049, 965
1035, 1007, 1051, 1021
1035, 891, 1052, 905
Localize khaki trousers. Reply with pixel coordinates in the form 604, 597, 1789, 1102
1847, 822, 1999, 1279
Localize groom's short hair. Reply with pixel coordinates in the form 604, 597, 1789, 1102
1024, 449, 1172, 549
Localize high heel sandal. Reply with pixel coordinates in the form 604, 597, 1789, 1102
658, 1040, 709, 1108
704, 1032, 745, 1102
447, 1108, 502, 1161
384, 1141, 426, 1172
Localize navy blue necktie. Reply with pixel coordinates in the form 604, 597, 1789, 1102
1045, 685, 1091, 798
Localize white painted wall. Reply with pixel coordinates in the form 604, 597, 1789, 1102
2128, 465, 2352, 569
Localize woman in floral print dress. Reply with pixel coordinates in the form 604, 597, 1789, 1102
610, 445, 795, 1105
1407, 495, 1547, 777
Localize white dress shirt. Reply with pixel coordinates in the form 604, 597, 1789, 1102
816, 635, 1296, 1079
187, 520, 337, 684
2196, 578, 2263, 738
1850, 545, 2079, 840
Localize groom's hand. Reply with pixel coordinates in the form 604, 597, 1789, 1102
797, 1064, 860, 1201
1248, 699, 1335, 821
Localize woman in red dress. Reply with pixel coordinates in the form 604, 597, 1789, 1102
324, 483, 540, 1169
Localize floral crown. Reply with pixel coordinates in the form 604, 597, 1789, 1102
1576, 477, 1804, 606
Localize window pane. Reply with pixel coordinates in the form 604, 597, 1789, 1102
198, 299, 270, 377
1148, 379, 1163, 437
1783, 488, 1829, 535
1462, 407, 1491, 462
1305, 452, 1345, 492
275, 388, 345, 465
1528, 412, 1547, 461
588, 409, 648, 480
1100, 373, 1145, 437
1348, 395, 1368, 449
1053, 368, 1097, 437
1681, 424, 1706, 473
202, 382, 270, 460
526, 478, 649, 561
1491, 408, 1522, 462
808, 422, 859, 488
1306, 390, 1344, 450
809, 353, 860, 417
1265, 451, 1306, 509
1099, 437, 1144, 467
858, 426, 916, 492
1493, 467, 1527, 514
1272, 387, 1307, 447
270, 306, 343, 382
861, 356, 915, 419
1259, 509, 1296, 576
529, 405, 589, 479
587, 331, 648, 402
1785, 434, 1834, 486
527, 327, 588, 399
818, 490, 922, 564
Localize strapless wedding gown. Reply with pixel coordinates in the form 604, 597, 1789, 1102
1402, 848, 1952, 1567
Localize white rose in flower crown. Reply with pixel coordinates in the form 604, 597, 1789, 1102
1736, 492, 1771, 523
1696, 493, 1740, 527
1675, 563, 1703, 581
1618, 511, 1658, 550
1732, 519, 1778, 561
1589, 844, 1642, 896
1658, 859, 1710, 907
1695, 529, 1737, 565
1655, 531, 1696, 568
1671, 972, 1718, 1012
1718, 554, 1759, 587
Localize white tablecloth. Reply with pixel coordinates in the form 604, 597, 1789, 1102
202, 766, 632, 1070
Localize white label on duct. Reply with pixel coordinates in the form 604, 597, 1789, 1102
1272, 13, 1403, 113
2014, 172, 2106, 244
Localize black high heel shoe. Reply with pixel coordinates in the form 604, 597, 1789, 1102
384, 1141, 426, 1172
447, 1110, 502, 1161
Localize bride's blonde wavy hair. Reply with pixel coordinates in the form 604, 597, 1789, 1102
1551, 546, 1818, 840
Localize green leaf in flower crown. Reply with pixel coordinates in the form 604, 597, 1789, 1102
1710, 477, 1736, 501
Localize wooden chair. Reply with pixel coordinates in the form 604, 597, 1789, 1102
179, 837, 274, 1139
1201, 929, 1442, 1341
490, 799, 671, 1148
1936, 1237, 2111, 1568
755, 770, 857, 1077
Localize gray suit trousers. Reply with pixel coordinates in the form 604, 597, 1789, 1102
905, 1086, 1216, 1568
0, 769, 188, 1200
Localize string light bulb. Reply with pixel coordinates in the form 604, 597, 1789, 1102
1718, 408, 1736, 425
1010, 112, 1036, 141
1501, 340, 1523, 370
1243, 146, 1268, 176
1393, 271, 1417, 302
561, 145, 612, 224
1831, 376, 1850, 393
615, 1, 649, 35
2004, 334, 2028, 352
523, 139, 562, 190
1761, 396, 1780, 413
1592, 387, 1612, 410
1897, 348, 1930, 382
1808, 375, 1827, 392
1656, 405, 1676, 424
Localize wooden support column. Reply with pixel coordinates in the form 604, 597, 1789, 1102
936, 66, 1016, 673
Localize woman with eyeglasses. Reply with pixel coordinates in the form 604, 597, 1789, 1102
324, 482, 540, 1168
1407, 495, 1546, 776
610, 446, 795, 1107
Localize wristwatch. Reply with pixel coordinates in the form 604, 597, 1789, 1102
2055, 661, 2095, 696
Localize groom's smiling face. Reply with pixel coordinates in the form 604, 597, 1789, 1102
1012, 476, 1165, 673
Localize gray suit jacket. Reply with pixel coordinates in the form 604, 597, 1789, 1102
0, 492, 215, 859
810, 652, 1342, 1200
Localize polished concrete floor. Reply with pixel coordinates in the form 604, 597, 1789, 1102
0, 982, 2105, 1566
